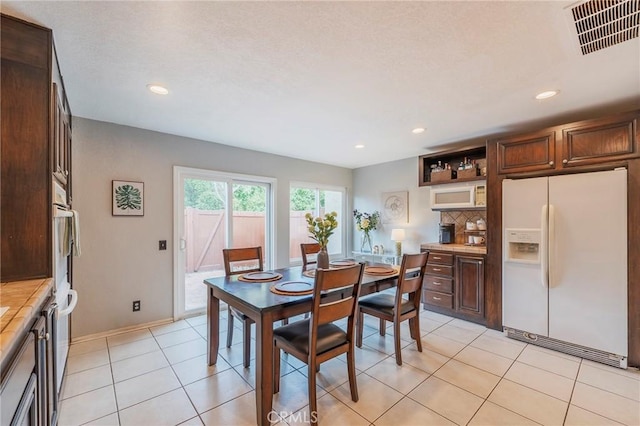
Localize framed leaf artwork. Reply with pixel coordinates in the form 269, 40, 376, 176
112, 180, 144, 216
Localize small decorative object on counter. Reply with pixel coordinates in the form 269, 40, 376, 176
373, 245, 379, 254
379, 244, 384, 254
305, 211, 338, 269
354, 209, 380, 253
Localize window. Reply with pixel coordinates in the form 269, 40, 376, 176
289, 183, 346, 263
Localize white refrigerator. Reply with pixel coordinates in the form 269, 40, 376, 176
502, 169, 627, 365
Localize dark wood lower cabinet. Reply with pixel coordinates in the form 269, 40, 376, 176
455, 255, 485, 321
422, 250, 486, 324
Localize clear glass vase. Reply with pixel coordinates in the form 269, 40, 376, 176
360, 231, 372, 253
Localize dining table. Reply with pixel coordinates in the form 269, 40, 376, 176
203, 263, 399, 426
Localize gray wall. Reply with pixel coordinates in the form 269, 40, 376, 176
352, 157, 440, 255
71, 118, 352, 338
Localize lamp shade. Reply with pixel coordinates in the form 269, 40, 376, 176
391, 229, 405, 241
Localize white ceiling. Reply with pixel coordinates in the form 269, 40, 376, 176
2, 1, 639, 169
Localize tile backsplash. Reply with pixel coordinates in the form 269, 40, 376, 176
440, 210, 487, 244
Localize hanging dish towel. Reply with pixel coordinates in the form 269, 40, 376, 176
70, 210, 81, 256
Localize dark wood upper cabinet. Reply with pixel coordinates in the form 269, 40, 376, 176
496, 131, 556, 174
1, 15, 52, 281
1, 14, 71, 281
496, 111, 639, 175
562, 112, 639, 168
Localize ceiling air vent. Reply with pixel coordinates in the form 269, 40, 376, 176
569, 0, 639, 55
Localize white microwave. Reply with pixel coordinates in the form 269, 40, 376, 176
430, 183, 486, 210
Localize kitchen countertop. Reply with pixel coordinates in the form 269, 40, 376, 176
0, 278, 54, 367
420, 242, 487, 255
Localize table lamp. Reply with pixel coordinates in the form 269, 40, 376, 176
391, 229, 405, 257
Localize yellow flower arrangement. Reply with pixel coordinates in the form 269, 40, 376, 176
305, 211, 338, 248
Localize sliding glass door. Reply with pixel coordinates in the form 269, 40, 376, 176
174, 166, 274, 317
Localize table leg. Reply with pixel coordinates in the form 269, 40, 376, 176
207, 287, 220, 365
255, 313, 274, 426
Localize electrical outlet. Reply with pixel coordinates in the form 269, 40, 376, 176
133, 300, 141, 312
159, 240, 167, 250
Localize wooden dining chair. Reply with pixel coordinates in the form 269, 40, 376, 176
300, 243, 321, 271
356, 252, 429, 365
222, 247, 263, 368
273, 263, 365, 425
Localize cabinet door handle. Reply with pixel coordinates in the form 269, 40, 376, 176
432, 256, 441, 260
549, 161, 554, 166
39, 332, 50, 341
432, 296, 442, 301
432, 268, 441, 271
562, 159, 568, 164
432, 281, 442, 285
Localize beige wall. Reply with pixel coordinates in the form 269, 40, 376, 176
352, 158, 440, 254
71, 118, 352, 338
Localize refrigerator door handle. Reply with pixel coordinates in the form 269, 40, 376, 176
548, 204, 555, 288
541, 204, 548, 288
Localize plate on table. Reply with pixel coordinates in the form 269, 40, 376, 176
330, 260, 356, 267
271, 281, 314, 295
364, 265, 396, 275
240, 271, 281, 281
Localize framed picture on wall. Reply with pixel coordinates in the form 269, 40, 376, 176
112, 180, 144, 216
381, 191, 408, 224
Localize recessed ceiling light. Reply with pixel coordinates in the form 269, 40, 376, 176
355, 144, 365, 149
535, 90, 559, 100
147, 84, 169, 95
412, 127, 425, 134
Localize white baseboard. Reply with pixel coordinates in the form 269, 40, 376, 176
72, 317, 174, 343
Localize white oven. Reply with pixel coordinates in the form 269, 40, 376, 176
53, 181, 78, 392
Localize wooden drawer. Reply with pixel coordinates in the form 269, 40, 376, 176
428, 252, 454, 265
426, 264, 453, 277
423, 290, 453, 309
424, 275, 453, 293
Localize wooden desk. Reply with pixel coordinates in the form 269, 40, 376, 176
204, 265, 397, 426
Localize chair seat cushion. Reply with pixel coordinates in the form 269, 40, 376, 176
358, 294, 414, 316
274, 320, 347, 355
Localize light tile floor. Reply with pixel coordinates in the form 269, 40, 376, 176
58, 309, 640, 425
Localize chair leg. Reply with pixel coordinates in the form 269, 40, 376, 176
394, 320, 403, 366
409, 316, 416, 340
273, 345, 281, 394
226, 310, 234, 348
411, 315, 423, 352
308, 361, 318, 426
379, 318, 386, 336
346, 348, 359, 402
356, 310, 364, 348
243, 320, 251, 368
282, 318, 289, 326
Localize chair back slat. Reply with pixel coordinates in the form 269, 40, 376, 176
223, 247, 263, 276
317, 297, 356, 324
300, 243, 321, 270
310, 263, 364, 330
396, 252, 429, 310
